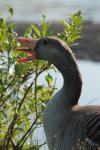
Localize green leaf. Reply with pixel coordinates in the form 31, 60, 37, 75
8, 23, 15, 33
24, 26, 32, 37
15, 64, 20, 75
0, 17, 4, 25
70, 35, 81, 42
8, 6, 14, 16
45, 73, 53, 86
42, 15, 46, 19
31, 24, 41, 37
64, 22, 70, 31
40, 16, 51, 37
37, 85, 44, 92
58, 32, 65, 40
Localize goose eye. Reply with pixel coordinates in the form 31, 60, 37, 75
43, 39, 48, 45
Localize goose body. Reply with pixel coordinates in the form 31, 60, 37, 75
17, 37, 100, 150
44, 101, 100, 149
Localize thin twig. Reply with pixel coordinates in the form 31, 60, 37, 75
18, 116, 38, 148
3, 81, 34, 149
50, 78, 57, 96
38, 62, 51, 75
34, 60, 39, 117
0, 71, 33, 107
18, 82, 34, 110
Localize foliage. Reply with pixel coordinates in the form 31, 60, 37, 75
58, 11, 83, 45
0, 7, 83, 150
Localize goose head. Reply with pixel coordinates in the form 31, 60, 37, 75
17, 37, 75, 64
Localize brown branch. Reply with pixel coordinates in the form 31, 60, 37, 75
34, 61, 39, 116
3, 112, 18, 150
17, 116, 38, 148
18, 82, 34, 110
0, 71, 32, 107
0, 67, 36, 108
3, 81, 34, 149
38, 62, 51, 75
50, 78, 57, 96
39, 142, 46, 148
25, 142, 46, 150
0, 74, 16, 106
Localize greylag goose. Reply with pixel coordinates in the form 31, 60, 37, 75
17, 37, 100, 150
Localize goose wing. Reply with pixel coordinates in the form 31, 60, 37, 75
78, 106, 100, 149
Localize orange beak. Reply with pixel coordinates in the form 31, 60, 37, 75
17, 37, 38, 63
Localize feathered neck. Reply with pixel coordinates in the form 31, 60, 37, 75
54, 46, 82, 106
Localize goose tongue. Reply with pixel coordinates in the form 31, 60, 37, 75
16, 37, 38, 63
17, 47, 36, 62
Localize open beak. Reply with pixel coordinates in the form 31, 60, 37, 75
17, 37, 38, 63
